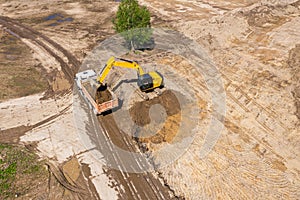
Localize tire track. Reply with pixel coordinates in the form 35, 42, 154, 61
0, 16, 99, 198
98, 114, 176, 199
0, 103, 71, 143
0, 15, 78, 147
143, 52, 299, 198
0, 16, 80, 84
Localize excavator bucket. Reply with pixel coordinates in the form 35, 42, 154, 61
75, 70, 119, 115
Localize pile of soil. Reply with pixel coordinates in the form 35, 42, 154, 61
129, 90, 181, 144
287, 44, 300, 119
96, 88, 112, 104
130, 90, 180, 126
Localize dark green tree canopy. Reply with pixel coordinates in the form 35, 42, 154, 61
113, 0, 152, 50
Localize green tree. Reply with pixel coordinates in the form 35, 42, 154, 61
113, 0, 152, 50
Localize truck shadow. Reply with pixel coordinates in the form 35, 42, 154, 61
101, 98, 123, 116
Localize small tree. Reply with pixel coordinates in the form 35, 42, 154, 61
113, 0, 152, 50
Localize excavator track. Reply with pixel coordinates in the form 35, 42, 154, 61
129, 83, 150, 101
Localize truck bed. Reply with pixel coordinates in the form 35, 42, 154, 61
76, 70, 118, 115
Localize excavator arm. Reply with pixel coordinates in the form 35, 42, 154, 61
97, 56, 145, 84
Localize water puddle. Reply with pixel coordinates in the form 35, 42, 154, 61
45, 13, 63, 21
44, 13, 73, 26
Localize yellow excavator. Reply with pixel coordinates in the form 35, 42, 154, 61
97, 56, 164, 92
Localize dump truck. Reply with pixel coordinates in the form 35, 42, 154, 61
75, 69, 119, 115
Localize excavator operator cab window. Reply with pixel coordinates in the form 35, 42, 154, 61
138, 74, 153, 91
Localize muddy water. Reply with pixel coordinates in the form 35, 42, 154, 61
45, 13, 73, 26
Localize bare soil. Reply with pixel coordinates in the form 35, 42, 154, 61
98, 114, 176, 199
130, 90, 181, 144
0, 31, 48, 101
96, 88, 112, 104
0, 0, 299, 199
288, 44, 300, 119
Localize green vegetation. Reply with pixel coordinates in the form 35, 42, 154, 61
0, 144, 47, 199
113, 0, 152, 50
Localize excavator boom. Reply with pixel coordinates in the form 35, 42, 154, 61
97, 57, 115, 84
97, 57, 145, 84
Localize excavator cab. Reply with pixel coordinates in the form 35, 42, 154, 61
138, 71, 164, 92
138, 74, 154, 91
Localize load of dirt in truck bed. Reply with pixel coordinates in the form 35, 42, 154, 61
129, 90, 181, 145
82, 82, 112, 104
96, 88, 112, 104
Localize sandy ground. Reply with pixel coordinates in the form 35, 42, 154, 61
0, 0, 299, 199
0, 0, 120, 198
138, 0, 300, 199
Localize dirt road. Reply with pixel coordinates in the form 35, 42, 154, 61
99, 114, 177, 199
0, 16, 100, 199
0, 16, 79, 86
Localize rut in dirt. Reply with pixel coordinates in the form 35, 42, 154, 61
0, 16, 80, 84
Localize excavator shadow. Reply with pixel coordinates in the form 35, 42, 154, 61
112, 78, 138, 92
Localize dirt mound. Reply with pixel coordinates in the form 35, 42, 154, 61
129, 90, 181, 145
288, 44, 300, 119
245, 3, 299, 28
96, 88, 112, 104
130, 90, 180, 126
288, 44, 300, 73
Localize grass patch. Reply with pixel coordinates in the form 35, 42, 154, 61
0, 144, 48, 199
